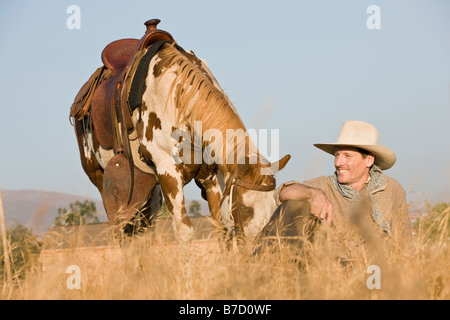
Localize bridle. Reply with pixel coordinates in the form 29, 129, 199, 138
221, 175, 276, 239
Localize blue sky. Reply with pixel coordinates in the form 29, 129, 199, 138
0, 0, 449, 207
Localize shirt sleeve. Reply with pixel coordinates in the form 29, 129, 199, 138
273, 180, 300, 207
389, 179, 414, 249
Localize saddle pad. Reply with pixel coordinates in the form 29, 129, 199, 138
128, 40, 184, 113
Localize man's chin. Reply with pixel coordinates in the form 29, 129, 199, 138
337, 177, 348, 184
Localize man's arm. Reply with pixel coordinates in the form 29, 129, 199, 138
279, 183, 333, 225
390, 182, 414, 249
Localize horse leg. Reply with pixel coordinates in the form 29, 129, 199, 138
194, 177, 222, 223
74, 120, 104, 193
194, 172, 234, 251
157, 168, 194, 251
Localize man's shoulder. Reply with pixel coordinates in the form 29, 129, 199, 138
381, 175, 407, 199
383, 175, 405, 191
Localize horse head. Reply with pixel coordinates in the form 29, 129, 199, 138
220, 153, 291, 240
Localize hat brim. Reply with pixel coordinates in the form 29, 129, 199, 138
313, 143, 396, 170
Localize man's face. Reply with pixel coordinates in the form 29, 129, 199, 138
334, 146, 375, 191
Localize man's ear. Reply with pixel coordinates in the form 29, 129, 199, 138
366, 154, 375, 168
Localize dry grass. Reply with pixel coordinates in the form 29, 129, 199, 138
1, 207, 449, 300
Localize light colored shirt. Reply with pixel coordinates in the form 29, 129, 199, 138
274, 175, 413, 260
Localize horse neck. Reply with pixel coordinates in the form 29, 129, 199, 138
158, 44, 265, 187
189, 97, 263, 183
158, 43, 262, 168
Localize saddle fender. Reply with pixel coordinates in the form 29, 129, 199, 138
102, 153, 156, 228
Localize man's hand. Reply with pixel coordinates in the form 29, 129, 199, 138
309, 188, 333, 225
279, 183, 333, 225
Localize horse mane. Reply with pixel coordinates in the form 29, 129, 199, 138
157, 43, 243, 130
157, 43, 256, 165
156, 43, 276, 188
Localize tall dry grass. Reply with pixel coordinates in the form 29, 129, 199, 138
1, 205, 449, 300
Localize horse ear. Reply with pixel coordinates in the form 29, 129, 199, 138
260, 154, 291, 175
275, 154, 291, 171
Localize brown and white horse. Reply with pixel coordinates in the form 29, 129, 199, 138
74, 41, 290, 247
132, 42, 290, 246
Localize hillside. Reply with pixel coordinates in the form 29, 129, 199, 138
1, 189, 209, 236
1, 189, 107, 236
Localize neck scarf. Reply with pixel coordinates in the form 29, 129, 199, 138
328, 165, 391, 235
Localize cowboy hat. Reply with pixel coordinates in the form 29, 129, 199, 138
313, 120, 396, 170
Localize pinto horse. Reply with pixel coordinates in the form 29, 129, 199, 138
71, 23, 289, 246
134, 42, 290, 246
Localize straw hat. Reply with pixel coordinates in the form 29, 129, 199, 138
313, 121, 396, 170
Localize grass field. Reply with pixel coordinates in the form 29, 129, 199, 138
1, 204, 449, 300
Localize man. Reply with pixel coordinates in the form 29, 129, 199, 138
257, 121, 413, 260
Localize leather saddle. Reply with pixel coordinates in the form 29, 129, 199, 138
70, 19, 174, 228
71, 19, 173, 149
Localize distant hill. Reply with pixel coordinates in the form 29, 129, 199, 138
1, 189, 210, 236
1, 189, 107, 236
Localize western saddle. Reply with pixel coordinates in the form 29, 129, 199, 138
71, 19, 174, 148
70, 19, 174, 228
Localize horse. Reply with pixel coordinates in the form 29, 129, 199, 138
70, 20, 290, 247
134, 41, 290, 247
